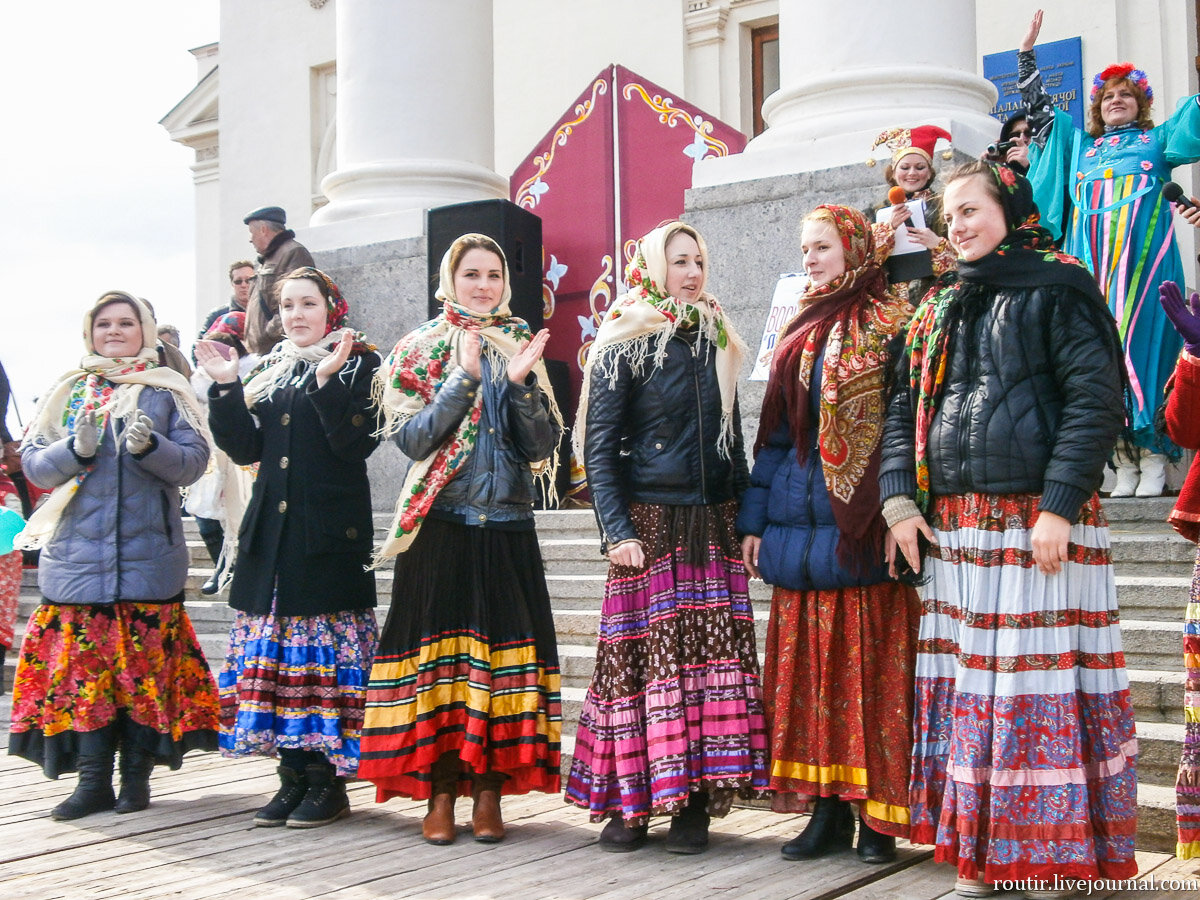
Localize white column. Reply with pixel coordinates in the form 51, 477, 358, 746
307, 0, 508, 246
694, 0, 1001, 186
684, 2, 730, 122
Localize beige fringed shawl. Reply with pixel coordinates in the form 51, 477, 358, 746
573, 222, 746, 466
371, 234, 562, 564
16, 292, 209, 550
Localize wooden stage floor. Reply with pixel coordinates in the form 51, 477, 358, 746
1, 702, 1197, 899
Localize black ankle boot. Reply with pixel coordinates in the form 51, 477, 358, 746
286, 762, 349, 828
114, 741, 155, 813
598, 814, 649, 853
253, 765, 308, 827
199, 529, 225, 595
781, 795, 855, 860
666, 792, 710, 854
51, 749, 117, 821
856, 814, 897, 863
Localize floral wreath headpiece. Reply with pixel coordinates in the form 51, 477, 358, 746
1091, 63, 1153, 104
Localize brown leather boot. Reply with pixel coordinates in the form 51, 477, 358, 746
470, 771, 506, 843
422, 752, 460, 845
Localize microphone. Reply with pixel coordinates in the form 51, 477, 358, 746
888, 186, 914, 227
1163, 181, 1197, 211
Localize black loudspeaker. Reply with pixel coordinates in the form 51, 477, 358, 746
426, 199, 543, 330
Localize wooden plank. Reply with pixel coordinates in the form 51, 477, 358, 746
832, 856, 958, 900
117, 792, 583, 900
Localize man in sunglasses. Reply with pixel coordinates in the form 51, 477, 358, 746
199, 259, 257, 340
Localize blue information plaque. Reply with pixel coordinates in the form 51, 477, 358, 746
983, 36, 1084, 129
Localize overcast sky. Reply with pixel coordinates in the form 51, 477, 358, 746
1, 2, 219, 433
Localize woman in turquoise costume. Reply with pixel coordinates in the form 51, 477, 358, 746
1020, 9, 1200, 498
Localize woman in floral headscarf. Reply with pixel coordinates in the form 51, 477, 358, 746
881, 161, 1135, 898
737, 205, 917, 865
12, 291, 217, 821
565, 221, 767, 855
359, 233, 563, 847
197, 266, 382, 829
1019, 9, 1200, 498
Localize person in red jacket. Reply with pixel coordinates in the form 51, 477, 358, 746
1155, 280, 1200, 861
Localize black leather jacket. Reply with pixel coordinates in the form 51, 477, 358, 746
395, 356, 557, 526
584, 330, 749, 548
879, 281, 1124, 522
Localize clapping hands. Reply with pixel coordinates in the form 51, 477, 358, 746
195, 340, 240, 385
73, 410, 100, 459
124, 411, 155, 455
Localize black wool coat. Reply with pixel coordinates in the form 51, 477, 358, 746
208, 351, 381, 616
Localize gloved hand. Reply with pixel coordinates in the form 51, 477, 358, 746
124, 411, 155, 455
72, 410, 100, 459
1159, 281, 1200, 355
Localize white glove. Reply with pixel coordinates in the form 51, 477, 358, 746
124, 411, 155, 455
73, 410, 100, 458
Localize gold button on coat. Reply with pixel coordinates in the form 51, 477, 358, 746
478, 514, 487, 522
352, 414, 365, 427
280, 413, 291, 426
345, 527, 358, 539
280, 456, 289, 469
278, 500, 288, 514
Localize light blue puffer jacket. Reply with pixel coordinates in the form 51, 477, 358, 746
22, 386, 209, 604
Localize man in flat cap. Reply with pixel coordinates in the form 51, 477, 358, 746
243, 206, 315, 355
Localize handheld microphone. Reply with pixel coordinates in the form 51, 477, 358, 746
1163, 182, 1197, 211
888, 186, 914, 227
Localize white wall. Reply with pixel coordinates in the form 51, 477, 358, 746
216, 0, 335, 282
491, 0, 688, 175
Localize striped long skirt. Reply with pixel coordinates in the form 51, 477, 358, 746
358, 518, 562, 801
1178, 543, 1200, 860
218, 601, 378, 778
911, 493, 1138, 885
565, 501, 769, 825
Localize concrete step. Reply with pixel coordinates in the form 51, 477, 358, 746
1102, 496, 1178, 526
1110, 531, 1194, 566
1135, 782, 1182, 854
1120, 619, 1188, 671
1135, 720, 1188, 788
1127, 669, 1188, 724
1116, 575, 1192, 621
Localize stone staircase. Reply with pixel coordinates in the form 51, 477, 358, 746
8, 496, 1191, 851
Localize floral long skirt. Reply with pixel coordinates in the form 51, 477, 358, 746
9, 601, 219, 777
565, 501, 769, 825
911, 493, 1138, 885
0, 550, 20, 648
358, 518, 562, 801
765, 581, 920, 837
1177, 542, 1200, 860
218, 601, 378, 778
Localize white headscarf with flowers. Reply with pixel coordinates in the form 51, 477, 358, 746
573, 221, 746, 466
16, 291, 209, 550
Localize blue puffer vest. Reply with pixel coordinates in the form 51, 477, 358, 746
736, 364, 888, 591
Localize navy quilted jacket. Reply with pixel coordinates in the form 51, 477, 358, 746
737, 364, 888, 591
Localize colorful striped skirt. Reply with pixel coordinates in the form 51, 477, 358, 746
565, 501, 769, 825
358, 518, 562, 801
218, 601, 378, 778
911, 493, 1138, 884
10, 601, 219, 777
765, 581, 920, 837
1178, 542, 1200, 860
